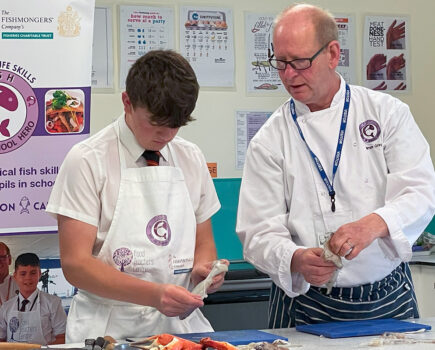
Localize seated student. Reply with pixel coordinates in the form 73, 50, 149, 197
0, 253, 67, 345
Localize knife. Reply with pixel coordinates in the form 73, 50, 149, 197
0, 343, 83, 349
104, 336, 157, 350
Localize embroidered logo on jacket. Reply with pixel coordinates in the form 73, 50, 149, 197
359, 120, 381, 143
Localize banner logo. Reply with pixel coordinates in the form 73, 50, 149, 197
0, 70, 38, 154
58, 6, 81, 37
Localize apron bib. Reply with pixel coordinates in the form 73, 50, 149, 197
7, 294, 46, 345
66, 120, 212, 342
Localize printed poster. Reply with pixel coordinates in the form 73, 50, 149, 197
0, 1, 94, 235
92, 6, 114, 89
245, 13, 356, 93
236, 111, 272, 170
180, 6, 235, 87
119, 5, 174, 89
334, 14, 356, 84
245, 12, 285, 93
363, 16, 409, 92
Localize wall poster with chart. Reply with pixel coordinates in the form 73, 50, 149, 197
235, 111, 272, 170
119, 5, 174, 89
180, 6, 235, 87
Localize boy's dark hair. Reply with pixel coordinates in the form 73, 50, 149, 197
15, 253, 40, 270
125, 49, 199, 128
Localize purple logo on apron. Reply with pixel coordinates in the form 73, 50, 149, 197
146, 215, 171, 246
112, 247, 133, 272
359, 120, 381, 143
9, 316, 19, 340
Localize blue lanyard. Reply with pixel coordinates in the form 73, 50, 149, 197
289, 84, 351, 212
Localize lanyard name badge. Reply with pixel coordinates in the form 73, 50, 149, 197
290, 84, 351, 212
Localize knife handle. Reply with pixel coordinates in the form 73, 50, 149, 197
0, 343, 41, 349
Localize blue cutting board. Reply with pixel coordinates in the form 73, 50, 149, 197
174, 330, 288, 345
296, 318, 431, 338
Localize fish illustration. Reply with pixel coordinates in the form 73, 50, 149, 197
251, 60, 270, 67
254, 83, 279, 90
0, 119, 10, 137
0, 85, 18, 112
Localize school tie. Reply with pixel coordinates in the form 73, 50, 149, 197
142, 150, 160, 166
20, 299, 29, 312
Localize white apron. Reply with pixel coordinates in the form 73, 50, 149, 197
7, 294, 46, 345
66, 121, 212, 343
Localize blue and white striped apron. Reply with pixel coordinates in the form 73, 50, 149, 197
268, 262, 419, 328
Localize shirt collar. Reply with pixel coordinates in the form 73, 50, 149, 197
119, 115, 168, 163
330, 74, 346, 106
18, 289, 38, 303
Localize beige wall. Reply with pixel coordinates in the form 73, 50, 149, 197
93, 0, 435, 178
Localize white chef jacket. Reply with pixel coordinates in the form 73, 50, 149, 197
0, 289, 67, 344
236, 76, 435, 298
46, 115, 220, 256
0, 276, 18, 305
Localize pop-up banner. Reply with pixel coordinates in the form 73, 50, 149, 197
0, 1, 95, 235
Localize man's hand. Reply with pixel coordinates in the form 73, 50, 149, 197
328, 213, 389, 260
291, 248, 337, 286
387, 20, 405, 49
191, 259, 229, 294
155, 284, 204, 317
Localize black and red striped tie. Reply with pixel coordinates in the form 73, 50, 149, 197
143, 150, 160, 166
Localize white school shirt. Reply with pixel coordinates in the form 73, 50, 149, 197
0, 289, 67, 344
47, 115, 220, 255
236, 76, 435, 297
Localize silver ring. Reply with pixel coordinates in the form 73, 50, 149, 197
344, 240, 354, 256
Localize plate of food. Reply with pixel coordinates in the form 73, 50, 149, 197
45, 89, 85, 134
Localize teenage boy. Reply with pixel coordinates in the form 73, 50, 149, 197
47, 49, 226, 342
0, 253, 67, 345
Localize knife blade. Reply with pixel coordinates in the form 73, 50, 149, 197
104, 336, 142, 350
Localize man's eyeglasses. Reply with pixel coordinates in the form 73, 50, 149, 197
268, 42, 330, 71
0, 255, 9, 261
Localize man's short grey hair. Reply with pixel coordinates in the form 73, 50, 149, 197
274, 3, 338, 46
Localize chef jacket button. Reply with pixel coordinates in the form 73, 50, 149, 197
353, 142, 357, 147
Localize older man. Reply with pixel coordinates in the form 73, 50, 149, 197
236, 4, 435, 327
0, 243, 18, 305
